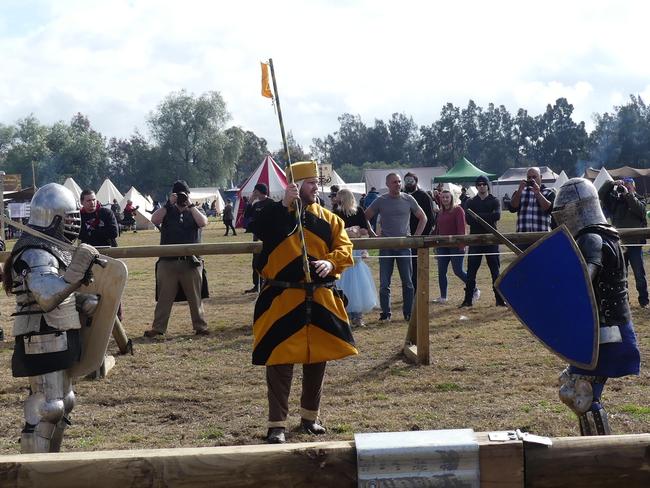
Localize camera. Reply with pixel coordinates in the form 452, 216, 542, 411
614, 185, 626, 194
176, 192, 189, 205
526, 179, 534, 187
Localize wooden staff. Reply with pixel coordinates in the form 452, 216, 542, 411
267, 58, 311, 282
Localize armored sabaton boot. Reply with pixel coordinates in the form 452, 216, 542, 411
579, 402, 611, 436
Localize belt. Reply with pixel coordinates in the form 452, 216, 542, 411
265, 279, 336, 322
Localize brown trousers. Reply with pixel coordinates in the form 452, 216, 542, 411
266, 362, 326, 428
152, 258, 207, 333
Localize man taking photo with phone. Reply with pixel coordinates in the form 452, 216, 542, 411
509, 166, 556, 251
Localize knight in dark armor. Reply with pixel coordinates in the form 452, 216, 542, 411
552, 178, 641, 435
3, 183, 101, 452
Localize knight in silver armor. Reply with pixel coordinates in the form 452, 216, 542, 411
3, 183, 100, 452
553, 178, 641, 435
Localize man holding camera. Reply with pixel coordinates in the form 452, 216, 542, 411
599, 177, 649, 308
509, 166, 556, 251
144, 180, 210, 337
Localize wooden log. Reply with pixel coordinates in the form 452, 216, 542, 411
0, 433, 525, 488
111, 317, 130, 355
0, 228, 649, 261
524, 434, 650, 487
0, 441, 357, 488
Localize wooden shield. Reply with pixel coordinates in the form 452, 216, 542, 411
68, 255, 128, 378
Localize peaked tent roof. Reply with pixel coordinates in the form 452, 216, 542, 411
63, 177, 83, 201
118, 186, 155, 230
552, 170, 569, 189
592, 167, 614, 190
434, 157, 496, 183
234, 155, 288, 227
96, 178, 123, 205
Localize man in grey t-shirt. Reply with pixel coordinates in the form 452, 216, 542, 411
365, 173, 427, 321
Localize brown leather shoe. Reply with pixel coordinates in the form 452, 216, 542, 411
301, 419, 326, 435
267, 428, 286, 444
143, 329, 163, 338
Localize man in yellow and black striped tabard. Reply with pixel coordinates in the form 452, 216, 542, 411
248, 161, 358, 444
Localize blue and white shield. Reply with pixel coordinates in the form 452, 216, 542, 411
495, 226, 599, 370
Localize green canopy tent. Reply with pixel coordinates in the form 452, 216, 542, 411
434, 157, 496, 183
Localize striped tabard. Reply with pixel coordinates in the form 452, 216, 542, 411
251, 200, 358, 366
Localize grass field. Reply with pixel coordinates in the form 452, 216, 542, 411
0, 212, 648, 453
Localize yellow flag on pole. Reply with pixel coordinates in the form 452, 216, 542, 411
261, 62, 273, 98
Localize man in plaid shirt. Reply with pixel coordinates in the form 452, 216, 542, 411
509, 167, 556, 251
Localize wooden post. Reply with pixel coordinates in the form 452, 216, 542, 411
403, 245, 430, 365
416, 246, 430, 364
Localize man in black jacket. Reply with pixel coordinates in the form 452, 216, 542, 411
80, 189, 119, 247
461, 175, 505, 308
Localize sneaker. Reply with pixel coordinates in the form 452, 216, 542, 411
378, 313, 392, 322
195, 329, 210, 336
472, 288, 481, 304
432, 297, 448, 304
351, 317, 366, 328
244, 287, 258, 294
458, 301, 472, 308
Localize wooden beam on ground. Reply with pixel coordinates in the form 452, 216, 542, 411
0, 432, 528, 488
2, 433, 650, 487
524, 434, 650, 487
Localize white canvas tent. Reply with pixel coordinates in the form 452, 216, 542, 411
96, 179, 123, 205
321, 172, 366, 209
491, 166, 559, 200
189, 187, 225, 214
118, 186, 155, 230
63, 178, 82, 202
552, 170, 569, 189
364, 167, 447, 193
592, 167, 614, 190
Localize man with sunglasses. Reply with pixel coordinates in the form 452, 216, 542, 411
461, 175, 505, 307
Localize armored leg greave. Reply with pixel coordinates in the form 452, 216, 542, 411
21, 370, 75, 453
559, 368, 609, 435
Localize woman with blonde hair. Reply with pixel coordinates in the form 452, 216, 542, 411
433, 189, 469, 303
333, 189, 377, 327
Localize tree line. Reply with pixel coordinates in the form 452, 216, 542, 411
1, 90, 650, 197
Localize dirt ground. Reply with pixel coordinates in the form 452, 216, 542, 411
0, 213, 648, 454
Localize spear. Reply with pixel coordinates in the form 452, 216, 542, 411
265, 58, 312, 283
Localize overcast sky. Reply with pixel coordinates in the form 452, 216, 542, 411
2, 0, 650, 151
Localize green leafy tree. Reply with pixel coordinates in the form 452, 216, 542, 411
4, 115, 51, 187
272, 131, 310, 166
535, 98, 588, 174
148, 90, 232, 186
45, 113, 109, 188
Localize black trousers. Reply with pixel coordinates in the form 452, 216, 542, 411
464, 245, 503, 304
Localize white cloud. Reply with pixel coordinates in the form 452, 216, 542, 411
2, 0, 650, 148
